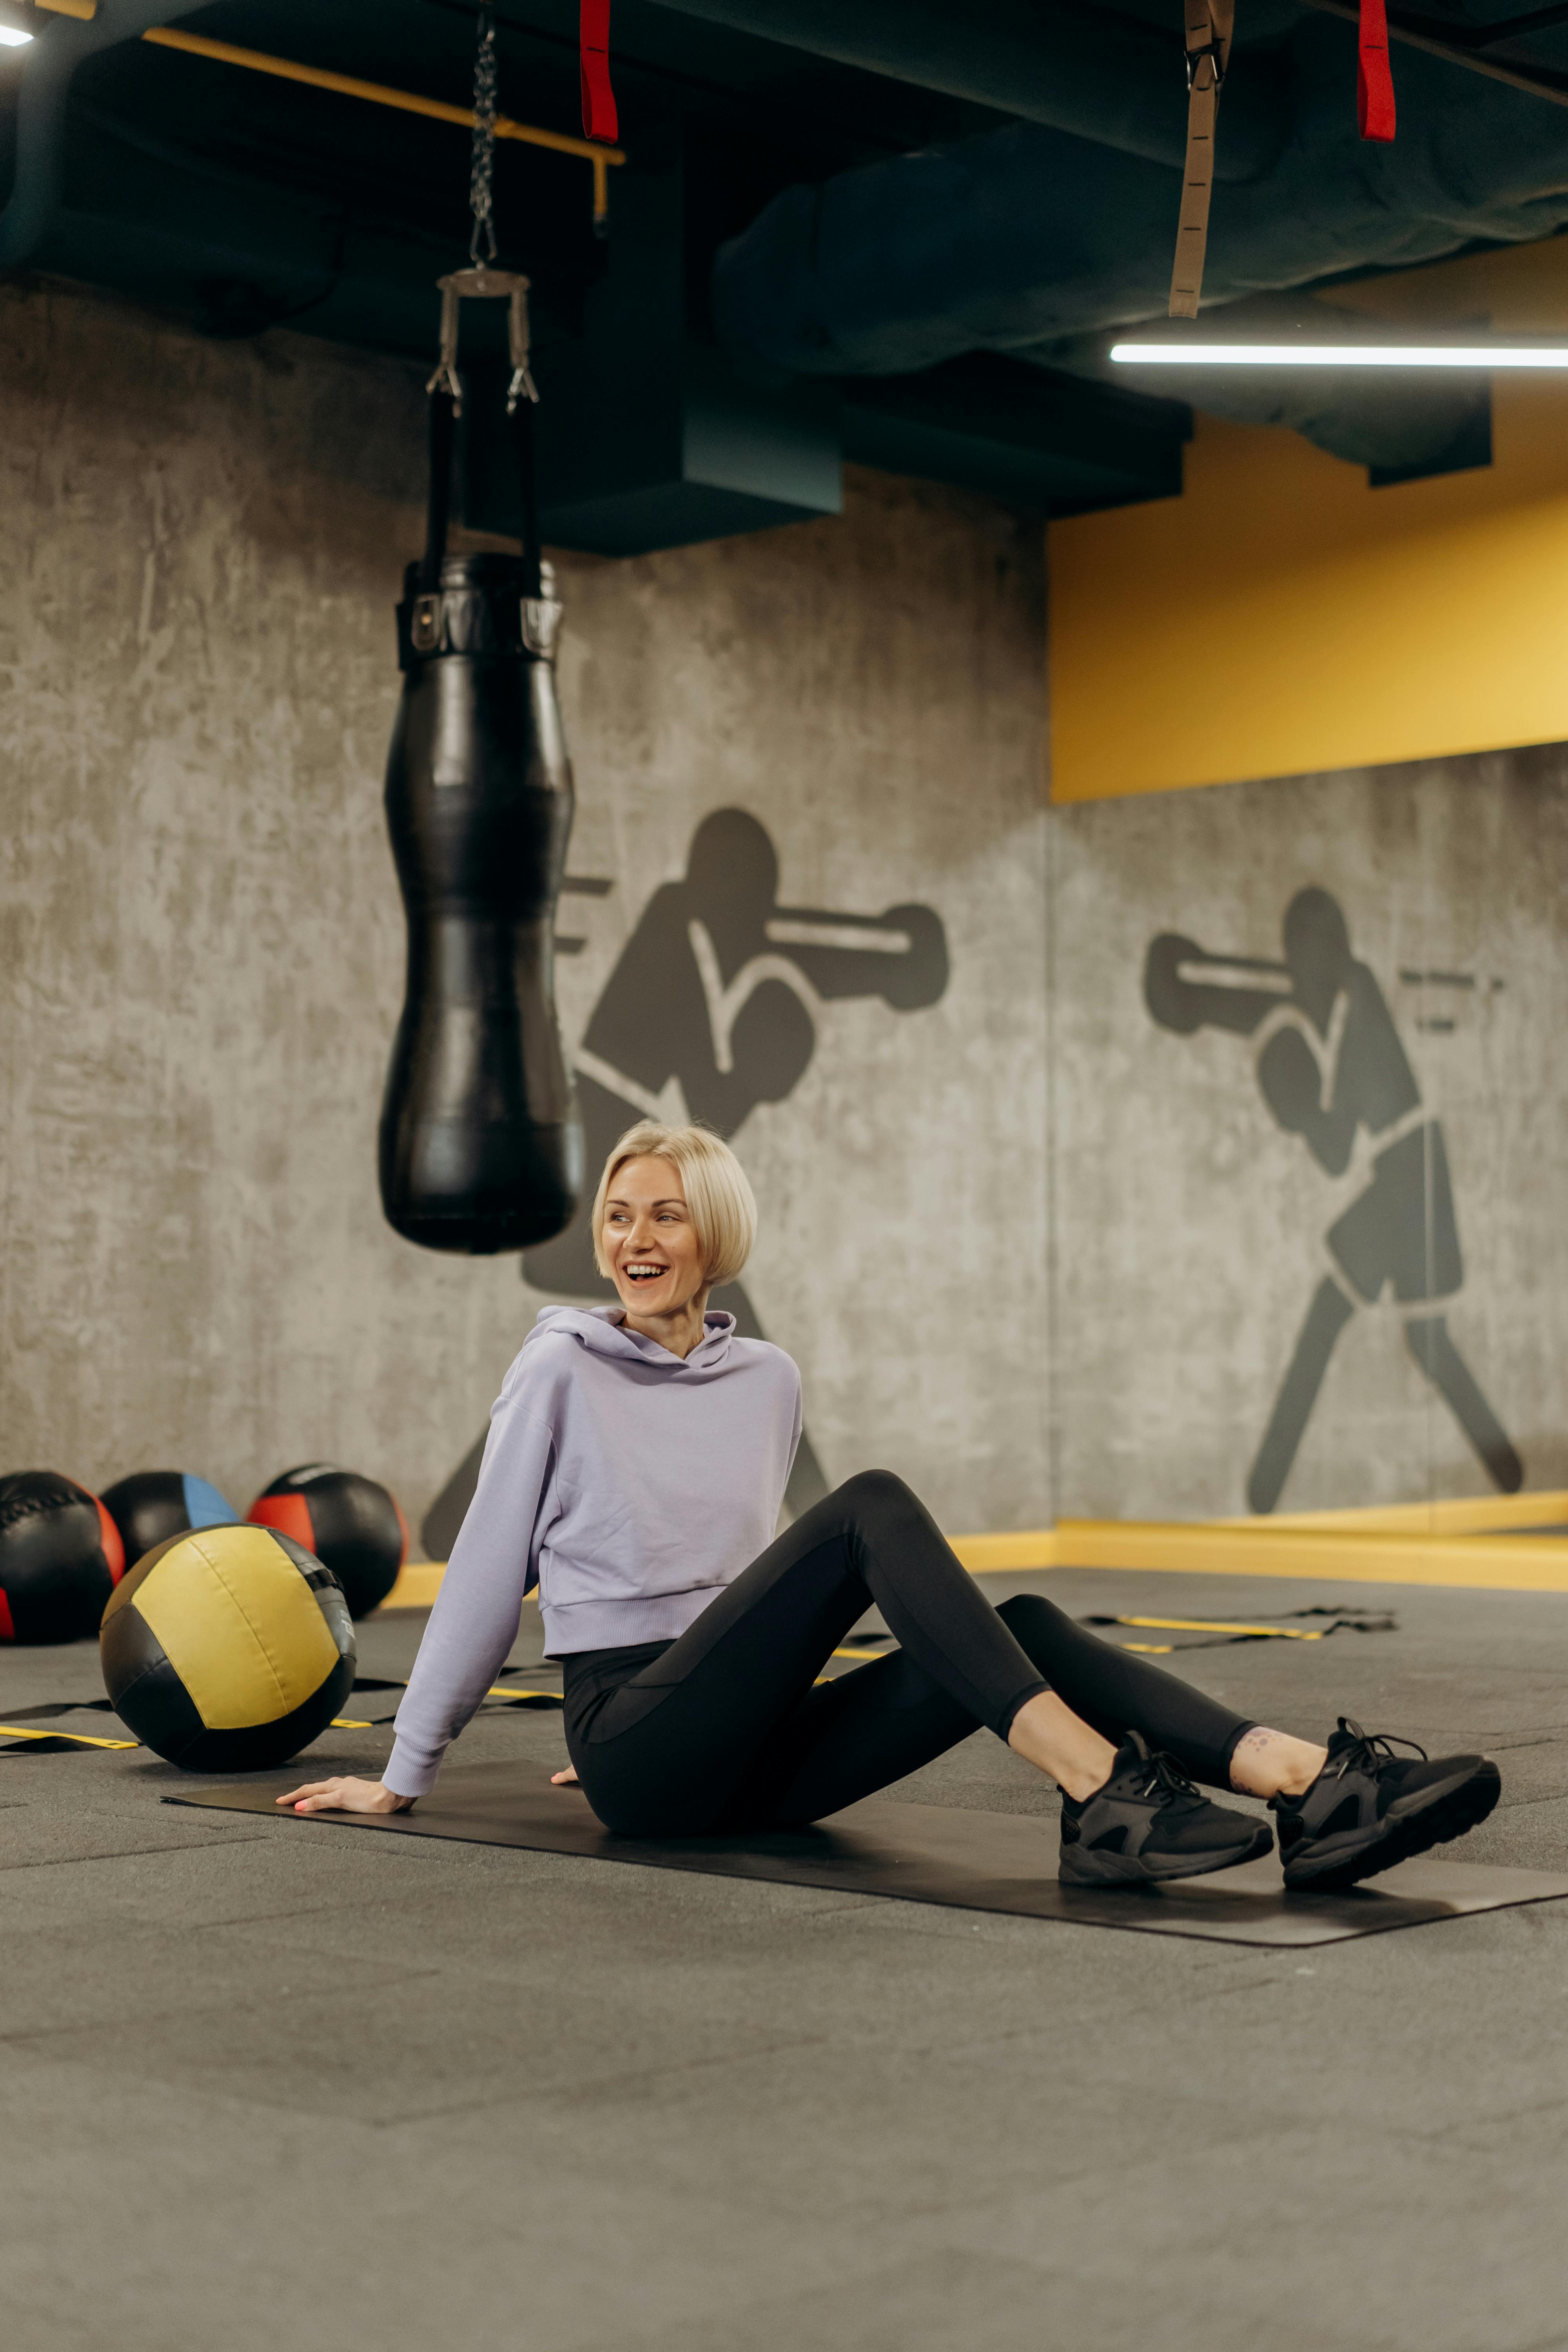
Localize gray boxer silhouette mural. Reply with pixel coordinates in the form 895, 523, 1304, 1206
421, 808, 949, 1555
1145, 887, 1522, 1515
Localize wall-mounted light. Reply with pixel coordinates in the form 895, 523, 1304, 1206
1111, 343, 1568, 369
0, 0, 96, 39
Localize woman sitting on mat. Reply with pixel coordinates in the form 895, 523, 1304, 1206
280, 1123, 1500, 1890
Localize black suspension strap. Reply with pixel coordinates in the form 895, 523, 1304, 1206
421, 268, 542, 601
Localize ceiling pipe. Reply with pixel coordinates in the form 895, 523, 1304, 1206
0, 0, 213, 265
709, 33, 1568, 386
643, 0, 1290, 182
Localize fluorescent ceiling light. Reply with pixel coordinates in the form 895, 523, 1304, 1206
1111, 342, 1568, 369
0, 25, 35, 43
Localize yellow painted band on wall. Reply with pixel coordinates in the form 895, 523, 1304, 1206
1047, 235, 1568, 801
1049, 386, 1568, 801
1045, 1522, 1568, 1592
1234, 1491, 1568, 1535
383, 1560, 447, 1610
381, 1491, 1568, 1609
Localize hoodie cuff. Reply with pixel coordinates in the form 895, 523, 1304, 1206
382, 1739, 440, 1801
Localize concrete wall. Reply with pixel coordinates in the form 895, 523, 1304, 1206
7, 272, 1561, 1543
0, 276, 1049, 1542
1049, 749, 1568, 1517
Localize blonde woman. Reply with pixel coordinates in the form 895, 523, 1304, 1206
282, 1123, 1499, 1889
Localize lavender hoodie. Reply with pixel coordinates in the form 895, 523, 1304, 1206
382, 1305, 802, 1798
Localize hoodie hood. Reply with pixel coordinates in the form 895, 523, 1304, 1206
526, 1302, 737, 1374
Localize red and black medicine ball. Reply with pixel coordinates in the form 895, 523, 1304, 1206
0, 1470, 125, 1643
248, 1464, 408, 1619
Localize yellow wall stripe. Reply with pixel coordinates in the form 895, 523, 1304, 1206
383, 1561, 447, 1610
1047, 236, 1568, 801
1031, 1522, 1568, 1593
381, 1489, 1568, 1610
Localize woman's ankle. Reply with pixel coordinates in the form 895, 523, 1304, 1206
1007, 1691, 1117, 1801
1229, 1725, 1329, 1800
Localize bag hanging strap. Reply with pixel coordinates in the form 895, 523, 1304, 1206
420, 384, 457, 595
1168, 0, 1235, 320
580, 0, 618, 143
421, 270, 543, 602
1357, 0, 1397, 140
510, 395, 544, 602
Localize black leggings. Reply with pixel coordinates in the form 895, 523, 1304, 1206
562, 1471, 1255, 1837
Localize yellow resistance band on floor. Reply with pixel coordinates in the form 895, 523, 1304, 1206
0, 1723, 138, 1750
1108, 1615, 1336, 1639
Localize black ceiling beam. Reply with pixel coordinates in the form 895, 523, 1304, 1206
0, 0, 215, 263
641, 0, 1286, 180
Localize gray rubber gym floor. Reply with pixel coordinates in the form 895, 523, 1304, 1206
4, 1566, 1567, 2352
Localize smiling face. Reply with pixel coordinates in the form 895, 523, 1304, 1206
602, 1156, 710, 1323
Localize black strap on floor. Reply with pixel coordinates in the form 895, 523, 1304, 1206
0, 1675, 563, 1754
0, 1700, 139, 1753
1080, 1606, 1397, 1653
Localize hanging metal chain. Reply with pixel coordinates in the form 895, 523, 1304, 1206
424, 7, 539, 424
468, 5, 499, 267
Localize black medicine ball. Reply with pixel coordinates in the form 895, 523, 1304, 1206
248, 1464, 408, 1619
101, 1522, 355, 1771
0, 1470, 125, 1644
100, 1469, 239, 1574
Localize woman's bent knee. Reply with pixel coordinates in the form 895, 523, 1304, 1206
996, 1592, 1074, 1645
833, 1466, 915, 1516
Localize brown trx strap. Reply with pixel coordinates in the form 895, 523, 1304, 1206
1169, 0, 1235, 319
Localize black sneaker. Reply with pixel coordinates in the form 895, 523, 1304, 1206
1058, 1733, 1274, 1886
1275, 1718, 1501, 1892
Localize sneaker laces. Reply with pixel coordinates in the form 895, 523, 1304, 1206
1135, 1749, 1207, 1812
1327, 1717, 1429, 1780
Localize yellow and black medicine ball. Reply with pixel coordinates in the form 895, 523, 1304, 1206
100, 1523, 355, 1770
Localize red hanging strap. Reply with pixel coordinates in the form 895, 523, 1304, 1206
1357, 0, 1397, 141
580, 0, 618, 144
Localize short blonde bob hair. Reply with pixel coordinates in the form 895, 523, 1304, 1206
591, 1122, 757, 1287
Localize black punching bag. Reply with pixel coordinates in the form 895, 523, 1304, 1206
379, 344, 582, 1254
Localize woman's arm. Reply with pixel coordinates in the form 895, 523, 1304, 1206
277, 1383, 557, 1806
280, 1394, 555, 1815
378, 1394, 556, 1799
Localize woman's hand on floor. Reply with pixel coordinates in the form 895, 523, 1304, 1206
550, 1766, 579, 1786
276, 1776, 412, 1815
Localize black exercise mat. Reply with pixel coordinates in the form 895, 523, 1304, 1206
167, 1764, 1568, 1948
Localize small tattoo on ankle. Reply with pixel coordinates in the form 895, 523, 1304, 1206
1230, 1728, 1273, 1792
